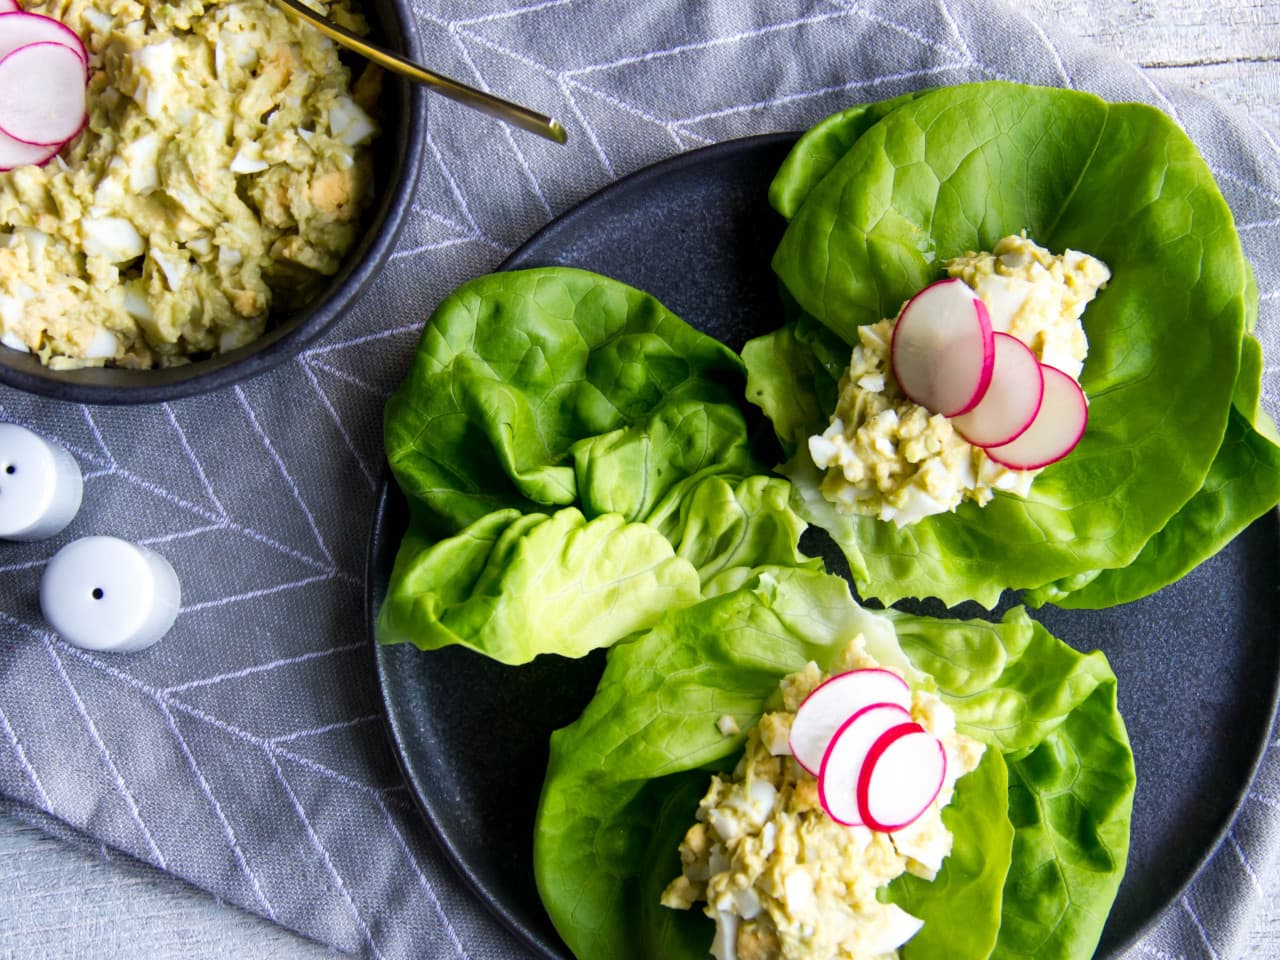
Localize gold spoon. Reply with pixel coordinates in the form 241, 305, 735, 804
272, 0, 568, 145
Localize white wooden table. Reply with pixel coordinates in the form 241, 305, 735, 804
2, 0, 1278, 956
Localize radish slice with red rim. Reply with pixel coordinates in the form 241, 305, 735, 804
0, 41, 87, 147
817, 702, 912, 826
0, 123, 60, 171
0, 11, 87, 66
890, 278, 994, 416
857, 725, 947, 832
952, 331, 1045, 447
0, 0, 21, 15
985, 364, 1088, 469
789, 668, 911, 774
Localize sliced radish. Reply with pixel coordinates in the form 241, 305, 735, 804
890, 278, 994, 416
857, 725, 947, 832
952, 332, 1045, 447
0, 42, 86, 147
0, 1, 20, 14
789, 668, 911, 774
985, 364, 1088, 469
0, 124, 59, 170
0, 12, 87, 67
817, 702, 912, 826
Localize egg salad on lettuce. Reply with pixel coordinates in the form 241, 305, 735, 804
532, 567, 1133, 960
0, 0, 379, 368
660, 635, 986, 960
744, 81, 1280, 609
807, 234, 1110, 527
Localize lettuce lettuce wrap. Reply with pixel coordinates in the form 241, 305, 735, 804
533, 566, 1134, 960
378, 267, 817, 663
745, 81, 1280, 609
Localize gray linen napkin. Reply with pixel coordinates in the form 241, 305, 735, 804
2, 0, 1278, 957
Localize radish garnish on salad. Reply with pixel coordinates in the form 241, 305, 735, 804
0, 10, 90, 171
661, 642, 983, 960
807, 233, 1109, 527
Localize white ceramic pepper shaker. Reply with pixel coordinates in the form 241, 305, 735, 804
40, 536, 181, 652
0, 423, 84, 542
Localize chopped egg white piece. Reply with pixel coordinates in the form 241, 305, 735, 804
1, 330, 29, 353
328, 95, 377, 147
82, 328, 120, 359
81, 216, 146, 262
230, 142, 270, 175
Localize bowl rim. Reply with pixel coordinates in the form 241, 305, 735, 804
0, 0, 429, 406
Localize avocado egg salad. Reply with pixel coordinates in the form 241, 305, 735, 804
377, 256, 1135, 960
807, 233, 1110, 527
745, 81, 1280, 609
0, 0, 380, 369
659, 639, 987, 960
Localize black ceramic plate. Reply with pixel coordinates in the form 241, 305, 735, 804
368, 134, 1280, 960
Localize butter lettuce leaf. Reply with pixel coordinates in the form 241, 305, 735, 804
758, 81, 1251, 608
534, 569, 1133, 960
887, 747, 1013, 960
379, 267, 817, 663
376, 472, 818, 664
384, 267, 746, 536
535, 568, 865, 960
741, 314, 845, 459
570, 396, 756, 522
1024, 335, 1280, 608
649, 474, 821, 595
1026, 405, 1280, 608
376, 506, 703, 664
768, 91, 923, 220
993, 681, 1134, 959
884, 607, 1115, 755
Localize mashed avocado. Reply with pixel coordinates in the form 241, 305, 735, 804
0, 0, 380, 369
807, 234, 1109, 526
661, 635, 984, 960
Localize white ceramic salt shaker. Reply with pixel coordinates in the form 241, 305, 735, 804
40, 536, 181, 652
0, 423, 84, 541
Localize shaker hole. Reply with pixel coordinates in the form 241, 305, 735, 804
3, 465, 13, 474
91, 588, 105, 600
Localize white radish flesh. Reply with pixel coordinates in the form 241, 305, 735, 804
789, 668, 911, 774
952, 332, 1045, 447
0, 12, 87, 66
984, 364, 1088, 470
890, 278, 994, 416
0, 1, 20, 14
817, 703, 912, 826
0, 42, 86, 147
857, 726, 947, 832
0, 124, 58, 170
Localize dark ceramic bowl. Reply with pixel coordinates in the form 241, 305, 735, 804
0, 0, 427, 405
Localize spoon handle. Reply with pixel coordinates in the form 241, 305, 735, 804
272, 0, 568, 144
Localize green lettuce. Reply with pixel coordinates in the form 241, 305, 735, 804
533, 568, 1134, 960
375, 506, 704, 662
378, 268, 815, 662
991, 681, 1134, 959
747, 81, 1280, 608
885, 748, 1012, 960
384, 267, 748, 537
768, 92, 923, 220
